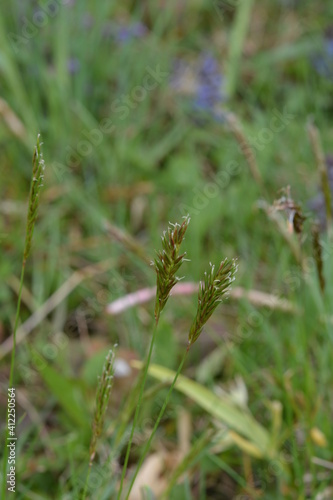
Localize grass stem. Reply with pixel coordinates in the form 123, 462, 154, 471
117, 321, 159, 499
1, 135, 44, 499
125, 349, 188, 499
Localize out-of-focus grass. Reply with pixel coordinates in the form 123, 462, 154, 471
0, 0, 333, 498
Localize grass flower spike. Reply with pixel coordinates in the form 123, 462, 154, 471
82, 348, 115, 500
188, 258, 238, 348
154, 215, 190, 322
126, 255, 237, 498
118, 216, 190, 499
2, 135, 45, 499
24, 134, 45, 265
89, 349, 115, 465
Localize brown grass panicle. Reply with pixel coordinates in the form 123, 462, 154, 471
154, 215, 190, 323
188, 258, 238, 348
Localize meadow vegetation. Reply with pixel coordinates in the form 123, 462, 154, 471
0, 1, 333, 498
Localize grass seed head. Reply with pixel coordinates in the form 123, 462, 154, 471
154, 215, 190, 322
24, 134, 45, 263
188, 257, 238, 348
89, 348, 116, 464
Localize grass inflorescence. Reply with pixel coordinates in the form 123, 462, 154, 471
154, 215, 190, 322
23, 135, 45, 265
1, 3, 333, 498
188, 258, 238, 348
2, 134, 45, 499
82, 348, 116, 500
124, 225, 237, 499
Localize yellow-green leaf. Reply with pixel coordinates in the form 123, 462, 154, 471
132, 361, 273, 458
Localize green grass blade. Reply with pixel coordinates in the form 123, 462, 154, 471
32, 352, 89, 431
133, 361, 273, 458
226, 0, 255, 99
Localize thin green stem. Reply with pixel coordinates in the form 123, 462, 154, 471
2, 135, 43, 499
226, 0, 254, 99
125, 349, 189, 500
1, 262, 26, 499
81, 462, 92, 500
9, 263, 26, 387
117, 321, 159, 500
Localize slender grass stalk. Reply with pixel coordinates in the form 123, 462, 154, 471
117, 322, 158, 499
226, 0, 254, 99
1, 134, 45, 499
311, 222, 325, 294
117, 216, 190, 500
82, 348, 115, 500
125, 351, 188, 500
125, 258, 238, 499
226, 112, 265, 193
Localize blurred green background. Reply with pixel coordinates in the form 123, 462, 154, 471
1, 0, 333, 498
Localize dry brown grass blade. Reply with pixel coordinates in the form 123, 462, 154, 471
0, 97, 27, 140
231, 286, 298, 312
6, 275, 37, 312
0, 258, 113, 360
226, 112, 265, 191
103, 219, 151, 264
106, 282, 298, 316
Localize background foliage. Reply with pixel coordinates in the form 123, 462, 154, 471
0, 0, 333, 498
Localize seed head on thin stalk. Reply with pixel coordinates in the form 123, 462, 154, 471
125, 257, 238, 499
153, 215, 190, 322
188, 258, 238, 348
82, 348, 115, 500
3, 135, 45, 499
24, 133, 45, 265
88, 348, 115, 465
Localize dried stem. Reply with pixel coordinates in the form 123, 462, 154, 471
226, 112, 265, 192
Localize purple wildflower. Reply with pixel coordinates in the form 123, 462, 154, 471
67, 58, 80, 75
103, 21, 147, 44
171, 53, 226, 122
115, 22, 147, 43
312, 34, 333, 81
193, 54, 224, 112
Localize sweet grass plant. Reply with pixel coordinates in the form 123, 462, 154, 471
124, 252, 237, 499
1, 2, 333, 498
1, 135, 44, 499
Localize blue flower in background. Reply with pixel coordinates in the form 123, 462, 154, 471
194, 54, 224, 111
67, 58, 80, 75
115, 22, 147, 43
103, 21, 147, 44
312, 37, 333, 81
171, 53, 226, 122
